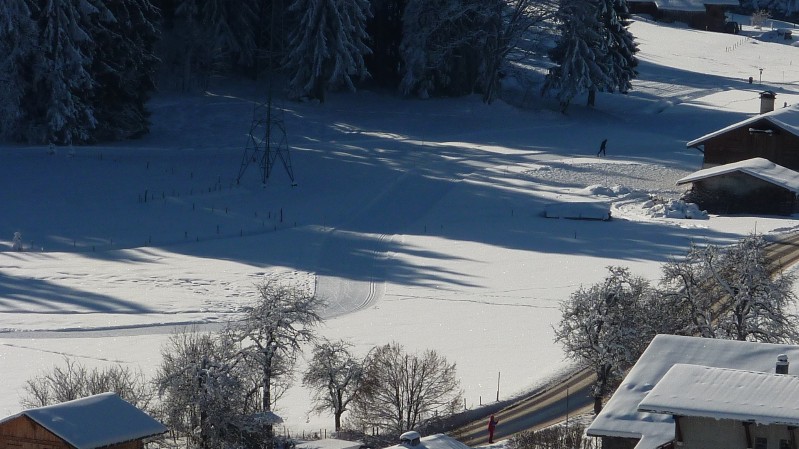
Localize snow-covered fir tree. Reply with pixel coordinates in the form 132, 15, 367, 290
84, 0, 160, 140
33, 0, 97, 144
0, 1, 39, 142
596, 0, 638, 97
543, 0, 609, 111
284, 0, 372, 102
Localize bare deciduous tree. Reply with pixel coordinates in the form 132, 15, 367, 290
303, 339, 364, 431
21, 356, 152, 410
234, 281, 324, 444
352, 342, 462, 435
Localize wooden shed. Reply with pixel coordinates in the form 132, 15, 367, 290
0, 393, 167, 449
676, 157, 799, 215
628, 0, 738, 31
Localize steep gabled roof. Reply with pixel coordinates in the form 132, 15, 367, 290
586, 335, 799, 449
676, 157, 799, 193
0, 393, 167, 449
686, 104, 799, 148
638, 364, 799, 425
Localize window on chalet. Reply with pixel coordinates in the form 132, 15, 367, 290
756, 437, 768, 449
780, 439, 791, 449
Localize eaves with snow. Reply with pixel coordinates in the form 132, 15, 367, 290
586, 335, 799, 449
638, 364, 799, 426
686, 104, 799, 148
676, 157, 799, 194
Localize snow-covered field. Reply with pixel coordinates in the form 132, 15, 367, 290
3, 17, 799, 436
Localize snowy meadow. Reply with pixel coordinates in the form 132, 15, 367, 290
3, 17, 799, 437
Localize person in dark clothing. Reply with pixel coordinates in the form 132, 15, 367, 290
488, 414, 499, 443
597, 138, 607, 156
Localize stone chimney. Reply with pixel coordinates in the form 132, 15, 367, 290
760, 91, 776, 114
777, 354, 789, 374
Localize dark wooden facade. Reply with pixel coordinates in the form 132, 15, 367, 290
0, 416, 144, 449
701, 118, 799, 170
684, 172, 798, 215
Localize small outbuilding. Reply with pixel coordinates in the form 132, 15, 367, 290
0, 393, 167, 449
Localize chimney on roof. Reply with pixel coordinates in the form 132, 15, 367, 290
777, 354, 789, 374
760, 91, 776, 114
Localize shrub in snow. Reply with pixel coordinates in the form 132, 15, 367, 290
12, 232, 22, 251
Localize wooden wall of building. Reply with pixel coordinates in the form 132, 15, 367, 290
0, 416, 145, 449
703, 120, 799, 170
687, 173, 797, 215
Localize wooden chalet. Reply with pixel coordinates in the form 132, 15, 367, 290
628, 0, 739, 31
0, 393, 167, 449
680, 99, 799, 214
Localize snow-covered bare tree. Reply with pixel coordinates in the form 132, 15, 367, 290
21, 356, 152, 410
542, 0, 607, 111
659, 234, 799, 343
351, 342, 462, 435
554, 266, 654, 413
480, 0, 557, 104
234, 281, 324, 440
303, 339, 364, 431
155, 329, 249, 449
284, 0, 372, 102
400, 0, 495, 98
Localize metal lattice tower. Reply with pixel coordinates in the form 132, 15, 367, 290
237, 91, 295, 185
236, 0, 296, 186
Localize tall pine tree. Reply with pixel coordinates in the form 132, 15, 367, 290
543, 0, 608, 111
284, 0, 372, 102
543, 0, 637, 111
0, 1, 40, 141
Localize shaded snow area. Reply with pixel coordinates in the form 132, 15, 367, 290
3, 15, 799, 439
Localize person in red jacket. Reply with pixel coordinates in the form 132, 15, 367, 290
488, 414, 499, 443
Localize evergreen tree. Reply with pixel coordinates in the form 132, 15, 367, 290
85, 0, 160, 140
0, 0, 39, 141
597, 0, 638, 97
542, 0, 608, 111
33, 0, 97, 144
284, 0, 372, 102
365, 0, 407, 87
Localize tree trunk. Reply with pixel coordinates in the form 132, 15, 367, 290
587, 88, 596, 108
593, 395, 603, 414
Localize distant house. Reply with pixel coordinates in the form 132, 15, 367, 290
638, 364, 799, 449
681, 100, 799, 214
628, 0, 739, 32
0, 393, 167, 449
676, 157, 799, 214
586, 335, 799, 449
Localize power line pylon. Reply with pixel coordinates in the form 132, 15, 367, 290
236, 0, 296, 186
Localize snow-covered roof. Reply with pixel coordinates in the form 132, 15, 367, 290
687, 104, 799, 147
638, 364, 799, 425
0, 393, 167, 449
627, 0, 737, 10
586, 335, 799, 449
296, 439, 363, 449
675, 157, 799, 193
384, 434, 471, 449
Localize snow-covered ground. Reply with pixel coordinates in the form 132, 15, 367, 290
3, 16, 799, 438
